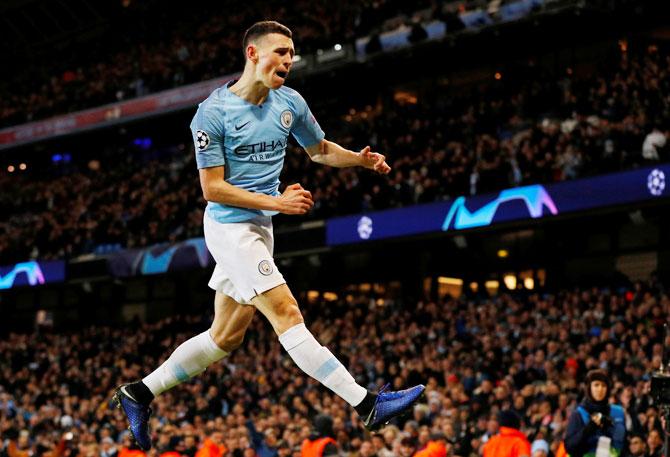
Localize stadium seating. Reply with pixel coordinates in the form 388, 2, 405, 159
0, 0, 441, 129
0, 44, 668, 264
0, 279, 665, 456
1, 4, 668, 457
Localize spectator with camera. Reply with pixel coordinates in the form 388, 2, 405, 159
565, 369, 627, 457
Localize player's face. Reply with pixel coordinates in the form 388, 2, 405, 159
254, 33, 294, 89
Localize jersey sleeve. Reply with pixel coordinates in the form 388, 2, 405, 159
190, 104, 226, 169
290, 92, 325, 148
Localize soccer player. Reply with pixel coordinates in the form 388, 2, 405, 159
113, 20, 425, 450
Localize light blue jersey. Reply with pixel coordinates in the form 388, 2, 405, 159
190, 80, 325, 223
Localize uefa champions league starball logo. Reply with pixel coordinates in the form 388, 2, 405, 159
195, 130, 210, 150
357, 216, 373, 240
647, 169, 666, 196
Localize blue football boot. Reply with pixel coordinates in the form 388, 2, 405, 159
112, 385, 153, 451
363, 383, 426, 430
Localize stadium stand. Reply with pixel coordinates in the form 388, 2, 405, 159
0, 278, 667, 456
1, 42, 668, 263
1, 2, 669, 457
0, 0, 446, 128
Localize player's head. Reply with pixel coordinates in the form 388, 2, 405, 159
242, 21, 294, 89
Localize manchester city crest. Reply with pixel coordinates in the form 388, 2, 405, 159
280, 110, 293, 128
258, 260, 274, 276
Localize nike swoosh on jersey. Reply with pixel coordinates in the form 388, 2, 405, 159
235, 121, 251, 131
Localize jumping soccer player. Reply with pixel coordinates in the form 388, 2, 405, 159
113, 20, 424, 450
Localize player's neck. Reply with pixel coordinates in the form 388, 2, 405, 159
229, 74, 269, 106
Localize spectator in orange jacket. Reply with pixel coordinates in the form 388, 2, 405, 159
118, 435, 146, 457
301, 414, 338, 457
118, 448, 145, 457
482, 410, 531, 457
195, 433, 228, 457
413, 432, 448, 457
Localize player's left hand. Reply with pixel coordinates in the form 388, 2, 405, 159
360, 146, 391, 174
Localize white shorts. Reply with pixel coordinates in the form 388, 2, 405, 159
204, 213, 285, 304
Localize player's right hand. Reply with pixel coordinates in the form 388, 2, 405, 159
277, 183, 313, 215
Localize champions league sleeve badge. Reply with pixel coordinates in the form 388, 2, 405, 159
195, 130, 210, 150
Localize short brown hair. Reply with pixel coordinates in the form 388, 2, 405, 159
242, 21, 292, 54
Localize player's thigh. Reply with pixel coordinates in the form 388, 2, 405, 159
251, 283, 304, 335
210, 292, 256, 352
204, 215, 285, 304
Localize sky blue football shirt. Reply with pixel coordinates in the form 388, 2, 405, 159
190, 81, 325, 223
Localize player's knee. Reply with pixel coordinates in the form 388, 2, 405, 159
276, 300, 303, 329
221, 334, 245, 352
211, 328, 246, 352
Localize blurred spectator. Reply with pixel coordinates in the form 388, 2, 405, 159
358, 440, 377, 457
246, 419, 278, 457
530, 439, 549, 457
624, 433, 646, 457
565, 369, 627, 457
642, 126, 668, 162
100, 436, 118, 457
407, 19, 428, 44
398, 437, 417, 457
482, 410, 531, 457
300, 414, 338, 457
370, 432, 394, 457
413, 432, 448, 457
195, 431, 227, 457
646, 428, 664, 457
276, 440, 291, 457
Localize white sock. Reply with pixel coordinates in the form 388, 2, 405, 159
278, 323, 367, 406
142, 330, 228, 396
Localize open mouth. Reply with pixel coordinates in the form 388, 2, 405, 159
275, 70, 288, 79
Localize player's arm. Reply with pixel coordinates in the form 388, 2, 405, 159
291, 93, 389, 174
199, 166, 313, 215
304, 140, 391, 174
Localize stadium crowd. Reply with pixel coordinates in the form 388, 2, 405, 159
0, 0, 445, 128
0, 277, 667, 456
1, 43, 669, 264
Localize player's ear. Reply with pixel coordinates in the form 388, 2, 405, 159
246, 43, 259, 63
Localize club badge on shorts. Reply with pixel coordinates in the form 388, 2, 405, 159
195, 130, 210, 150
258, 260, 274, 276
280, 110, 293, 129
